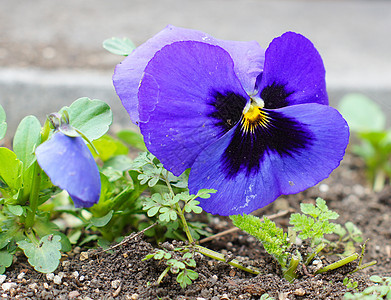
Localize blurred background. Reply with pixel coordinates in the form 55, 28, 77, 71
1, 0, 390, 137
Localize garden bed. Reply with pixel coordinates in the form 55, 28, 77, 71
1, 152, 390, 299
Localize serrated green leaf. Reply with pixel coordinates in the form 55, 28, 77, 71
0, 104, 6, 141
103, 37, 136, 56
90, 210, 114, 227
0, 147, 23, 191
184, 200, 202, 214
0, 250, 13, 274
13, 115, 41, 170
18, 235, 62, 273
64, 98, 112, 141
338, 93, 386, 132
6, 204, 23, 216
300, 202, 320, 218
117, 129, 147, 151
196, 189, 217, 199
147, 206, 160, 217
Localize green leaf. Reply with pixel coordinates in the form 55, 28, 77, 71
90, 210, 114, 227
0, 147, 23, 190
17, 235, 62, 273
184, 200, 202, 214
6, 205, 23, 216
103, 37, 136, 56
64, 98, 112, 141
0, 250, 13, 274
338, 93, 386, 132
195, 189, 217, 199
176, 269, 198, 288
0, 104, 6, 141
13, 115, 41, 170
117, 129, 147, 151
104, 155, 133, 172
90, 134, 128, 162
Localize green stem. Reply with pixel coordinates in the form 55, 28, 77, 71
305, 242, 325, 265
315, 253, 359, 274
24, 162, 42, 229
351, 260, 377, 273
163, 170, 194, 243
195, 245, 260, 275
157, 266, 171, 285
373, 170, 385, 192
283, 252, 301, 282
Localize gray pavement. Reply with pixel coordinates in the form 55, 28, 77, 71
1, 0, 391, 136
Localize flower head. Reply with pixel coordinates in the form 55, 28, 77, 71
113, 25, 349, 216
35, 131, 101, 208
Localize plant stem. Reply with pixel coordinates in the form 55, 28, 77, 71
305, 242, 325, 265
315, 253, 359, 274
350, 260, 377, 273
157, 266, 171, 285
194, 245, 260, 275
163, 170, 194, 243
283, 252, 301, 282
24, 162, 42, 230
373, 170, 385, 192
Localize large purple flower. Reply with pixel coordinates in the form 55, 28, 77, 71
113, 25, 349, 216
35, 132, 101, 208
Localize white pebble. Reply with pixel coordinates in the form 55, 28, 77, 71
0, 275, 6, 285
53, 275, 62, 285
17, 272, 25, 280
72, 271, 79, 279
43, 282, 49, 289
79, 275, 85, 281
111, 279, 121, 289
46, 273, 54, 281
2, 282, 17, 291
319, 184, 329, 193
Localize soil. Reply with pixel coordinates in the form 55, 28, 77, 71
1, 152, 391, 299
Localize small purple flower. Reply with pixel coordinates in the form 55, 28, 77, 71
36, 131, 101, 208
113, 25, 349, 216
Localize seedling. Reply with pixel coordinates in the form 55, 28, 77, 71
231, 198, 375, 282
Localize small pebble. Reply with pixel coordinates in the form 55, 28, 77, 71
129, 294, 139, 300
0, 275, 6, 285
62, 261, 70, 268
46, 273, 54, 281
43, 282, 50, 289
28, 283, 37, 290
68, 290, 80, 299
79, 275, 85, 281
220, 294, 230, 300
73, 246, 81, 254
72, 271, 79, 279
80, 252, 89, 261
319, 183, 329, 193
17, 272, 25, 280
111, 279, 121, 289
2, 282, 17, 291
53, 275, 62, 285
294, 288, 306, 296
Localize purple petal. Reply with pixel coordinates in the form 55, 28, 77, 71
258, 32, 328, 109
35, 132, 101, 208
189, 103, 349, 215
138, 41, 250, 175
113, 25, 264, 123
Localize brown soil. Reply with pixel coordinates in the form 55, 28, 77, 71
2, 153, 391, 299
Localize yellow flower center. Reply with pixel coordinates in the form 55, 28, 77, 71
242, 100, 270, 133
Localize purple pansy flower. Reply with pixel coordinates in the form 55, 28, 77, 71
36, 131, 101, 208
113, 25, 349, 216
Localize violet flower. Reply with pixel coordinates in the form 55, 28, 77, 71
113, 25, 349, 216
35, 131, 101, 208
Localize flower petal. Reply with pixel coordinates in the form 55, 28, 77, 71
113, 25, 264, 123
189, 103, 349, 215
35, 132, 101, 208
139, 41, 250, 175
258, 32, 328, 109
